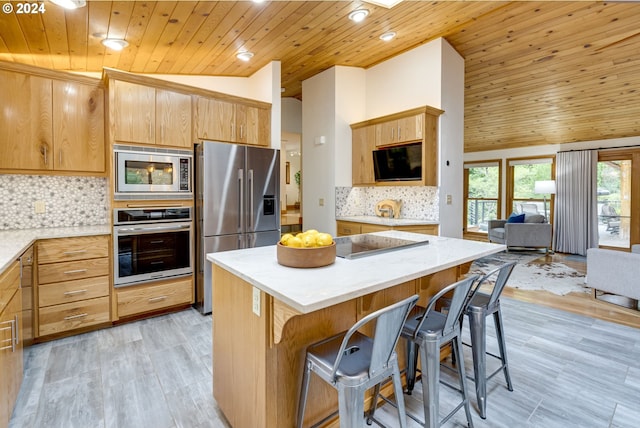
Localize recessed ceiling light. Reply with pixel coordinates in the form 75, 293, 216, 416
348, 9, 369, 23
101, 38, 129, 51
50, 0, 86, 9
379, 31, 397, 42
236, 51, 254, 62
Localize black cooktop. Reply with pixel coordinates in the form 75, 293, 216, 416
335, 234, 429, 259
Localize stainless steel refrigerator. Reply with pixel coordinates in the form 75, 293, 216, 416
195, 141, 280, 314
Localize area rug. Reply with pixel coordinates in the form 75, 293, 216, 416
468, 251, 589, 295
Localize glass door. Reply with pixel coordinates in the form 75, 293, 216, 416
597, 153, 634, 249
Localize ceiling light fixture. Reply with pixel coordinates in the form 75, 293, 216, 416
348, 9, 369, 23
50, 0, 86, 9
379, 31, 397, 42
101, 38, 129, 51
236, 51, 254, 62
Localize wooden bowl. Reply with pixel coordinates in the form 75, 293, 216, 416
276, 242, 336, 268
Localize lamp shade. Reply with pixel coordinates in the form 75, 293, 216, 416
534, 180, 556, 194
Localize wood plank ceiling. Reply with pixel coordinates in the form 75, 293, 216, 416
0, 1, 639, 152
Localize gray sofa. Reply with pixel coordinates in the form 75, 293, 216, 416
586, 245, 640, 303
488, 213, 552, 252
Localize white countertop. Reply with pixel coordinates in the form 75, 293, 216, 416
336, 215, 438, 226
0, 225, 111, 274
208, 231, 504, 314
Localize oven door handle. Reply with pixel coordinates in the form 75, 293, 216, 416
115, 224, 191, 235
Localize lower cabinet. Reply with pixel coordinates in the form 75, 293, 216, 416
36, 235, 111, 338
336, 220, 439, 236
0, 261, 23, 428
116, 277, 193, 319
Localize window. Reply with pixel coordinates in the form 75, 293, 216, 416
507, 157, 555, 222
464, 161, 501, 235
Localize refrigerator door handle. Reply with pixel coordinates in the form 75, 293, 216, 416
248, 169, 254, 231
238, 168, 244, 233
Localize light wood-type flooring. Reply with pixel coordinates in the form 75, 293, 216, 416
8, 254, 640, 428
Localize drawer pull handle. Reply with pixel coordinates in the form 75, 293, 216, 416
64, 269, 88, 275
63, 289, 88, 296
63, 250, 87, 255
148, 296, 168, 303
64, 313, 88, 320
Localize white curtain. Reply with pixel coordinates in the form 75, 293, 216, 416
553, 150, 599, 255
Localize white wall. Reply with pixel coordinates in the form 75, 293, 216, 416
302, 69, 337, 234
439, 40, 466, 238
366, 41, 442, 116
282, 98, 302, 134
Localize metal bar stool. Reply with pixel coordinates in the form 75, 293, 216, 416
373, 276, 480, 428
297, 294, 419, 428
464, 261, 516, 419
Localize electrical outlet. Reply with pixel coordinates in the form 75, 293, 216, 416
446, 195, 452, 205
319, 198, 324, 206
252, 287, 261, 316
34, 200, 46, 214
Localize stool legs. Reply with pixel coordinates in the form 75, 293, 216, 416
297, 359, 312, 428
405, 341, 419, 394
467, 305, 513, 419
494, 309, 514, 392
468, 309, 487, 419
337, 385, 364, 428
419, 339, 441, 428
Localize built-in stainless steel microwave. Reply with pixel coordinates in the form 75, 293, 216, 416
114, 145, 192, 200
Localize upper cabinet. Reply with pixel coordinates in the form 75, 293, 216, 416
112, 80, 192, 148
195, 96, 271, 146
0, 63, 105, 174
351, 106, 443, 187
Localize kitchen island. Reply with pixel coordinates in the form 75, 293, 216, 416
207, 231, 504, 428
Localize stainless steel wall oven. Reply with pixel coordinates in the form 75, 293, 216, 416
113, 207, 193, 287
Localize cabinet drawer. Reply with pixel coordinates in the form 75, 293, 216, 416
38, 296, 110, 337
117, 277, 193, 318
38, 257, 109, 285
39, 276, 109, 307
38, 235, 109, 264
336, 222, 362, 236
0, 260, 20, 309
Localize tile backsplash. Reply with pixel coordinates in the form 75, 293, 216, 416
336, 186, 439, 220
0, 175, 109, 230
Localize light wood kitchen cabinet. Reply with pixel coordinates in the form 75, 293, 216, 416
0, 63, 105, 174
376, 113, 423, 147
336, 220, 439, 236
195, 96, 270, 146
52, 80, 105, 173
112, 80, 192, 149
350, 106, 443, 186
351, 125, 376, 185
36, 235, 111, 338
116, 276, 193, 318
0, 70, 52, 171
0, 260, 23, 428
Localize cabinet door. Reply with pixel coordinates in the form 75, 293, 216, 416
243, 106, 271, 146
0, 70, 53, 170
397, 114, 423, 143
53, 80, 105, 172
352, 126, 376, 185
195, 97, 235, 142
0, 287, 23, 427
156, 89, 192, 148
113, 80, 156, 144
377, 120, 397, 147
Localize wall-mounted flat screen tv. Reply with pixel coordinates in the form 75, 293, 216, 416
373, 143, 422, 182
